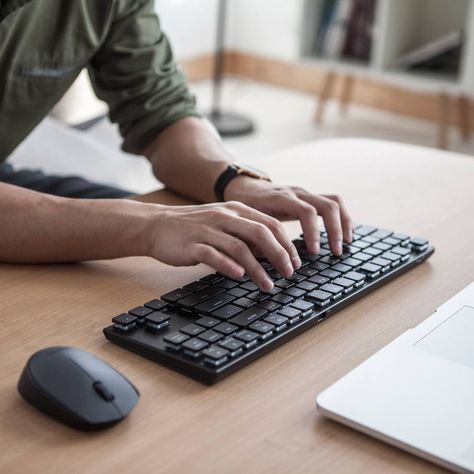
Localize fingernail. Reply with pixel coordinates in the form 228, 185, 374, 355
314, 241, 320, 254
347, 229, 353, 243
292, 256, 302, 270
284, 263, 294, 277
336, 240, 343, 255
261, 278, 274, 292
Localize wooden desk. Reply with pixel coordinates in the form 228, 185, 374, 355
1, 139, 473, 474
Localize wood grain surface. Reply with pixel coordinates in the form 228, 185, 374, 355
1, 138, 473, 474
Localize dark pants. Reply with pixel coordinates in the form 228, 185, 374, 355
0, 163, 131, 199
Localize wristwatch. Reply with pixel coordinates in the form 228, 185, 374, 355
214, 163, 271, 202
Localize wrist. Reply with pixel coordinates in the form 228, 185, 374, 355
223, 175, 258, 202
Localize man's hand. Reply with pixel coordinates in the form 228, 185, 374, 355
148, 201, 301, 292
224, 177, 354, 256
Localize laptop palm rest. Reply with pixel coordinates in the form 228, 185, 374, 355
415, 306, 474, 369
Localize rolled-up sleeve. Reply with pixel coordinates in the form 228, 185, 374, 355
88, 0, 199, 154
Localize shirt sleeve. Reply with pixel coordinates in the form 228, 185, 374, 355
88, 0, 200, 155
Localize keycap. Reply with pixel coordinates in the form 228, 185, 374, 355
360, 263, 381, 278
227, 287, 248, 298
264, 313, 288, 330
248, 321, 274, 339
344, 271, 366, 285
129, 306, 153, 318
283, 287, 306, 298
241, 281, 259, 291
355, 225, 377, 236
290, 300, 314, 315
361, 235, 379, 244
307, 290, 332, 305
351, 252, 372, 263
371, 229, 392, 240
211, 304, 242, 320
230, 307, 267, 327
213, 322, 238, 335
234, 330, 259, 348
196, 316, 220, 328
309, 262, 329, 271
391, 246, 411, 260
391, 233, 410, 244
331, 263, 351, 273
199, 274, 224, 284
194, 293, 235, 314
320, 283, 344, 297
180, 323, 205, 336
289, 273, 306, 283
319, 256, 341, 266
274, 278, 294, 289
352, 240, 370, 250
364, 247, 382, 257
332, 277, 355, 292
112, 313, 137, 332
183, 281, 209, 292
270, 293, 294, 305
257, 300, 281, 312
296, 281, 318, 292
162, 288, 192, 303
203, 346, 229, 365
278, 307, 301, 321
246, 291, 270, 302
218, 337, 245, 356
382, 237, 399, 246
341, 257, 362, 268
144, 299, 168, 311
410, 237, 429, 251
182, 338, 208, 357
300, 252, 318, 262
145, 311, 170, 331
164, 331, 189, 346
371, 257, 391, 270
198, 330, 223, 344
177, 286, 225, 309
373, 242, 391, 252
320, 269, 341, 279
233, 297, 256, 308
382, 252, 401, 264
216, 278, 239, 289
308, 275, 329, 285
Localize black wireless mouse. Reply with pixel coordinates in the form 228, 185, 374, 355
17, 347, 139, 430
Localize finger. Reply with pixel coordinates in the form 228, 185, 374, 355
220, 217, 294, 279
191, 243, 244, 279
323, 194, 353, 243
205, 232, 274, 292
225, 201, 301, 270
302, 195, 343, 255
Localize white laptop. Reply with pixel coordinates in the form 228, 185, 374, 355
316, 283, 474, 474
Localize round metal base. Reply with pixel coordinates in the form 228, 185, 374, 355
206, 111, 255, 137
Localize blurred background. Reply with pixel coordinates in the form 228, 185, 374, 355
9, 0, 474, 194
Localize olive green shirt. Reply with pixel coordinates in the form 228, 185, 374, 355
0, 0, 199, 162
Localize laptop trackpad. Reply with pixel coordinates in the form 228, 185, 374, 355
415, 306, 474, 369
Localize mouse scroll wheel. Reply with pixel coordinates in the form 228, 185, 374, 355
93, 381, 115, 402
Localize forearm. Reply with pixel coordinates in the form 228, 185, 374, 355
0, 183, 156, 263
145, 117, 232, 203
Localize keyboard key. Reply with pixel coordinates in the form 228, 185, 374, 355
112, 313, 137, 332
144, 299, 168, 311
177, 286, 225, 310
371, 229, 392, 240
213, 322, 238, 335
391, 233, 410, 245
351, 252, 372, 263
364, 247, 382, 257
320, 283, 344, 298
164, 331, 189, 346
198, 330, 223, 344
257, 299, 281, 312
145, 311, 170, 331
203, 346, 229, 366
360, 263, 381, 278
382, 237, 399, 246
319, 255, 341, 265
307, 290, 332, 306
288, 273, 306, 283
331, 263, 351, 273
290, 300, 314, 315
320, 269, 341, 279
382, 252, 402, 265
344, 271, 366, 285
216, 278, 239, 289
211, 304, 242, 320
241, 281, 259, 291
227, 287, 248, 298
373, 242, 391, 252
199, 274, 224, 284
247, 291, 270, 302
183, 281, 209, 292
196, 316, 220, 328
182, 338, 208, 357
233, 297, 256, 308
218, 337, 245, 356
270, 293, 294, 305
361, 235, 379, 244
249, 321, 274, 339
391, 246, 411, 260
355, 225, 377, 236
341, 257, 362, 268
370, 257, 391, 270
296, 280, 318, 292
309, 261, 329, 271
161, 288, 192, 303
234, 330, 259, 348
264, 313, 288, 330
308, 275, 329, 285
278, 306, 301, 322
274, 278, 294, 289
352, 240, 371, 250
283, 287, 306, 298
180, 323, 205, 336
230, 307, 267, 327
410, 237, 429, 252
120, 309, 144, 322
194, 293, 235, 314
332, 277, 355, 293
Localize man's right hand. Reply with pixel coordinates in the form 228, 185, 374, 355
147, 201, 302, 292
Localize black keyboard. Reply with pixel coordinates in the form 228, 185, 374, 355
103, 224, 434, 384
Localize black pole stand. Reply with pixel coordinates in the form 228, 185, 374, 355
206, 0, 255, 137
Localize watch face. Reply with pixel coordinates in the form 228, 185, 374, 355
234, 163, 270, 180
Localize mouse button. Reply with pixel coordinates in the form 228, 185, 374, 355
93, 381, 114, 402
